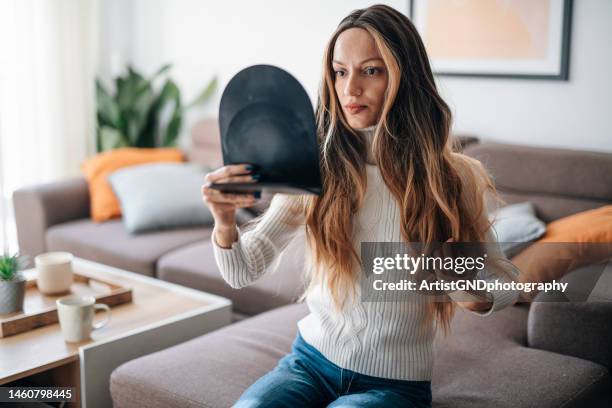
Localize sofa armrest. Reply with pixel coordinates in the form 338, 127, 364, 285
13, 178, 90, 259
528, 295, 612, 371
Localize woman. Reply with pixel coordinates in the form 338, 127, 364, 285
202, 4, 518, 407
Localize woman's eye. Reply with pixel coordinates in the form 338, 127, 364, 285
334, 70, 345, 77
364, 67, 380, 76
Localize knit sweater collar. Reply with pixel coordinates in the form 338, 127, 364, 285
354, 125, 377, 165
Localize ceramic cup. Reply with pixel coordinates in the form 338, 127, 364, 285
56, 295, 111, 342
35, 252, 74, 295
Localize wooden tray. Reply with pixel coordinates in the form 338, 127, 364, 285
0, 272, 133, 338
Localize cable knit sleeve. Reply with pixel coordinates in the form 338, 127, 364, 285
449, 228, 520, 316
472, 228, 520, 315
212, 194, 304, 289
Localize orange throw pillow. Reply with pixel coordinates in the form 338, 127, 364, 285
538, 205, 612, 243
512, 205, 612, 300
81, 148, 184, 221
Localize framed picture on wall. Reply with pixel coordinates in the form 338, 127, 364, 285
408, 0, 573, 80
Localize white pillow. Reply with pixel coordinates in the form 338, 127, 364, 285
490, 202, 547, 257
109, 163, 214, 233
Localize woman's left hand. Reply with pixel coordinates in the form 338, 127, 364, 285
433, 238, 493, 313
455, 290, 493, 313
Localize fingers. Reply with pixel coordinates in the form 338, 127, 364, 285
202, 185, 259, 206
215, 173, 260, 184
205, 164, 256, 184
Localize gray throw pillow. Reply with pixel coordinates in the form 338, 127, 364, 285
109, 163, 213, 233
490, 202, 546, 258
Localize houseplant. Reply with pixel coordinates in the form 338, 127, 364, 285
96, 64, 217, 151
0, 253, 26, 314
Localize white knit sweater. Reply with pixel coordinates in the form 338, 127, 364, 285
212, 127, 518, 381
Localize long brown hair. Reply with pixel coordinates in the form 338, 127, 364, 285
281, 4, 508, 332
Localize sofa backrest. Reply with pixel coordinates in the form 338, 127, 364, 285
464, 142, 612, 222
188, 118, 223, 169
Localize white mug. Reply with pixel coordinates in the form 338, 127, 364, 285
56, 295, 111, 342
35, 252, 74, 295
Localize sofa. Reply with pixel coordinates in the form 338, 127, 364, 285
13, 129, 612, 407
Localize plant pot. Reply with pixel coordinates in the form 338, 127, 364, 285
0, 275, 26, 314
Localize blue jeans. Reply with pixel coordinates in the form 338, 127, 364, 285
234, 332, 432, 407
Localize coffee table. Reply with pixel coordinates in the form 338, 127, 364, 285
0, 258, 232, 407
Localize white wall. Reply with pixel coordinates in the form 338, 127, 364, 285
102, 0, 612, 152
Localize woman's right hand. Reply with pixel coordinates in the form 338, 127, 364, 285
201, 164, 260, 230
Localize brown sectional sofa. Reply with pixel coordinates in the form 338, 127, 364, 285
109, 297, 611, 408
13, 135, 612, 407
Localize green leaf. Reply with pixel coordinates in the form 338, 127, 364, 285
128, 86, 156, 146
96, 80, 121, 128
0, 254, 27, 281
161, 110, 182, 147
98, 126, 128, 151
124, 112, 141, 146
133, 64, 171, 98
152, 63, 172, 79
116, 67, 149, 111
127, 65, 145, 82
155, 79, 182, 146
115, 75, 126, 95
0, 254, 20, 280
159, 78, 181, 101
186, 76, 217, 109
135, 79, 175, 147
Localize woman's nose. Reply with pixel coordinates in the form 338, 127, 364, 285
344, 73, 362, 97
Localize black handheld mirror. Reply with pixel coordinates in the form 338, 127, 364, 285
212, 64, 322, 195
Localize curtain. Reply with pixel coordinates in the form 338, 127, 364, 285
0, 0, 99, 253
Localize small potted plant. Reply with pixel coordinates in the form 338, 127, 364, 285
0, 253, 26, 314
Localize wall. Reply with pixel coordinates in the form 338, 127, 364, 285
101, 0, 612, 152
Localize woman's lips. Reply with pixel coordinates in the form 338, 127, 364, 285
345, 104, 367, 115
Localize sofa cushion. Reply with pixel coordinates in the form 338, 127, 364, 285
46, 219, 212, 276
528, 299, 612, 373
157, 231, 307, 316
526, 263, 612, 372
110, 303, 308, 408
432, 305, 611, 408
110, 303, 611, 408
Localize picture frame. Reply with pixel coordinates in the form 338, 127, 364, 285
408, 0, 573, 80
